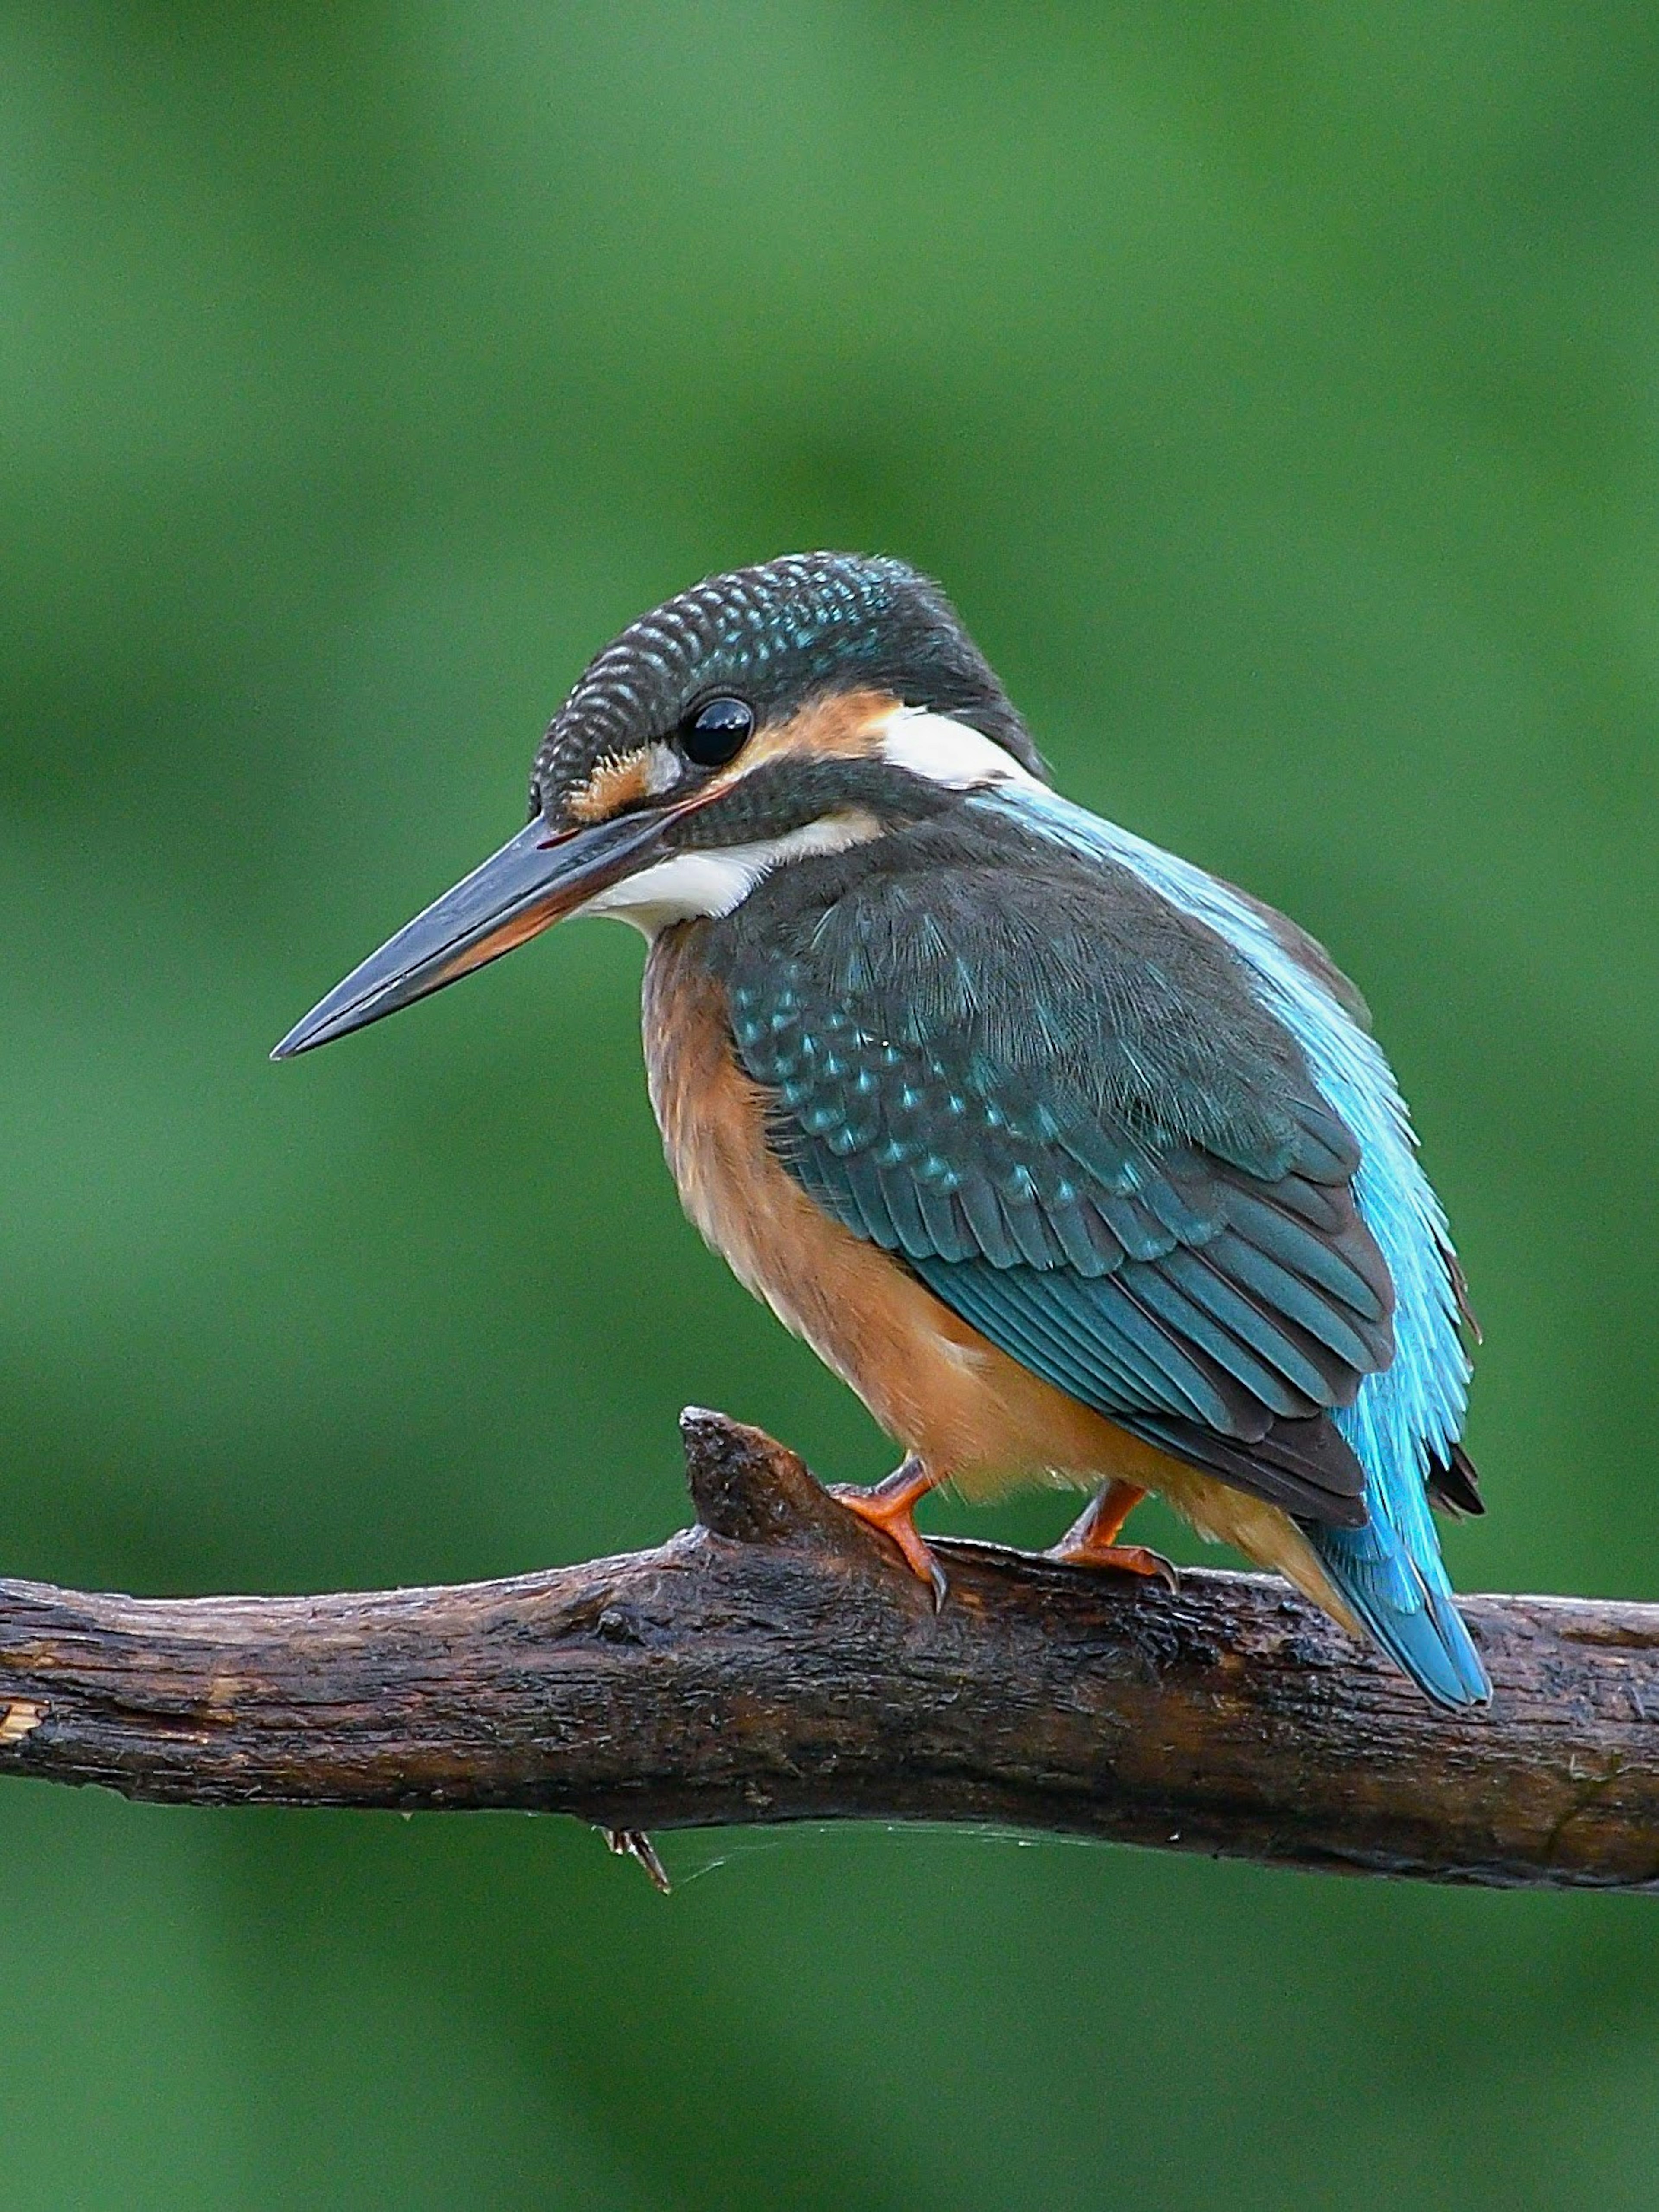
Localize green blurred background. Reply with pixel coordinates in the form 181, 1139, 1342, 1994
2, 6, 1656, 2206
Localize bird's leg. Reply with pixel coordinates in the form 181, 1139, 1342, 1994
828, 1455, 949, 1609
1049, 1479, 1178, 1591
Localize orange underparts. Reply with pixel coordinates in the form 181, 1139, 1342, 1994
1048, 1480, 1178, 1589
829, 1457, 948, 1608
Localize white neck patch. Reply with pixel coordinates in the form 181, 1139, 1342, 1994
570, 708, 1035, 939
574, 811, 880, 938
875, 705, 1042, 792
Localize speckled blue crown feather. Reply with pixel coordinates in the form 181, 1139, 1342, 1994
531, 552, 1045, 814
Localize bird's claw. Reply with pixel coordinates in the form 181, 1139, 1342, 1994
1047, 1536, 1179, 1594
828, 1473, 949, 1609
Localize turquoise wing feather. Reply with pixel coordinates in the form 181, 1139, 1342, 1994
975, 786, 1491, 1708
721, 820, 1402, 1528
715, 793, 1487, 1706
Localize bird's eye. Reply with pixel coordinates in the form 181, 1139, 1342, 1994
680, 695, 754, 767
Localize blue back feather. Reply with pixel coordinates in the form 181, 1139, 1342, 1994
983, 785, 1490, 1706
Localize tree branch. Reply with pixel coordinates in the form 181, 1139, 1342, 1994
1, 1410, 1654, 1891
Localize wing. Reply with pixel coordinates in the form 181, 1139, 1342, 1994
719, 819, 1397, 1525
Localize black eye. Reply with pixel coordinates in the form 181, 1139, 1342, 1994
680, 695, 754, 767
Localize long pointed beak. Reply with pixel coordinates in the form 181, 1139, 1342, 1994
272, 805, 679, 1060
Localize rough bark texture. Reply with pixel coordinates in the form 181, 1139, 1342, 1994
0, 1410, 1655, 1891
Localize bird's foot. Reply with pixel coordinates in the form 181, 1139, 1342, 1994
828, 1455, 948, 1609
1048, 1481, 1179, 1592
1050, 1539, 1179, 1593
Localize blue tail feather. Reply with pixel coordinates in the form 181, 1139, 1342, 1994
1309, 1517, 1491, 1709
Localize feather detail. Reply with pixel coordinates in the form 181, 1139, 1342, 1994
986, 783, 1489, 1706
722, 820, 1406, 1527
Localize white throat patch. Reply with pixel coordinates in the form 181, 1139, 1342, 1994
571, 707, 1034, 939
574, 811, 881, 937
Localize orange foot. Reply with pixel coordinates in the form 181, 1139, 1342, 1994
829, 1455, 948, 1609
1048, 1480, 1178, 1593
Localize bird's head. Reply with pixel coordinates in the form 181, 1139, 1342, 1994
273, 552, 1045, 1057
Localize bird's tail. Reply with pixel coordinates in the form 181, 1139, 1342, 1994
1306, 1513, 1491, 1709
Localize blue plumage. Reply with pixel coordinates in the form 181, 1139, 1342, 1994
281, 547, 1489, 1710
982, 785, 1490, 1707
731, 834, 1395, 1510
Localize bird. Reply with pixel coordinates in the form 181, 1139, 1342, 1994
274, 551, 1490, 1710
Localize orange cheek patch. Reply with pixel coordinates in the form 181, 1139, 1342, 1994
566, 748, 656, 825
567, 690, 900, 821
721, 687, 901, 783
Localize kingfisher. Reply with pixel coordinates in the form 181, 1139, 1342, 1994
274, 552, 1490, 1709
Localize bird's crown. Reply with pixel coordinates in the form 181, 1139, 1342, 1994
531, 551, 1043, 828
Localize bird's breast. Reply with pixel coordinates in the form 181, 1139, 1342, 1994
639, 927, 1186, 1497
642, 924, 1025, 1465
641, 925, 890, 1348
